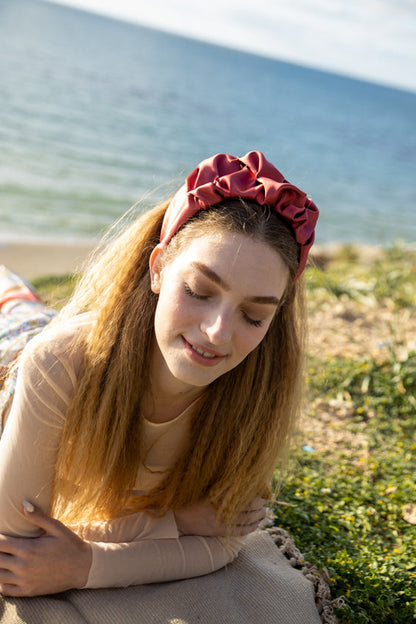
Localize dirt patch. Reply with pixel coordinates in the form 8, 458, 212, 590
299, 399, 369, 460
298, 249, 416, 453
307, 300, 415, 362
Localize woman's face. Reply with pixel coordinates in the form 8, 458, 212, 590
149, 231, 289, 397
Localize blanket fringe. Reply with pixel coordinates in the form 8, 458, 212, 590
265, 526, 347, 624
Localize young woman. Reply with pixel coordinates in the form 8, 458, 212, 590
0, 151, 318, 597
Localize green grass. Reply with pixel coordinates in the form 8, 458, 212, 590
275, 244, 416, 623
31, 274, 78, 309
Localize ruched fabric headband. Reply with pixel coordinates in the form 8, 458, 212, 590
160, 151, 319, 281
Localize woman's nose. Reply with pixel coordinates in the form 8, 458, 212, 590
201, 308, 233, 345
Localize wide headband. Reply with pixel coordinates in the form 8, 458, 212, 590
160, 151, 319, 280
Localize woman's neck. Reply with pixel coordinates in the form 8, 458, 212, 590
144, 345, 204, 423
142, 392, 201, 424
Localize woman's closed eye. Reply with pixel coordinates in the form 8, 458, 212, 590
241, 312, 263, 328
184, 283, 210, 300
184, 283, 266, 327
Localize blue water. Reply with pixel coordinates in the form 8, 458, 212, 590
1, 0, 415, 245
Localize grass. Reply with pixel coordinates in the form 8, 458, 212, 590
274, 243, 416, 623
32, 244, 416, 622
31, 274, 78, 309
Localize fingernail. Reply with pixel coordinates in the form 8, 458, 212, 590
22, 500, 35, 513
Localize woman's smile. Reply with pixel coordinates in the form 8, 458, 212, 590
181, 336, 228, 366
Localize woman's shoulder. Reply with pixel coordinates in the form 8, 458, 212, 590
21, 313, 94, 375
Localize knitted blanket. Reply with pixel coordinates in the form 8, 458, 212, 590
0, 529, 343, 623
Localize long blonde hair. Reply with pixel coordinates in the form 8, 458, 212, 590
51, 198, 306, 525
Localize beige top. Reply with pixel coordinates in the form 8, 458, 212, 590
0, 315, 243, 588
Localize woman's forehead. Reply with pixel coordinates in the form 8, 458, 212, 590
174, 231, 274, 262
169, 233, 289, 297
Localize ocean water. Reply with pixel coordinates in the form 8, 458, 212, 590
1, 0, 415, 246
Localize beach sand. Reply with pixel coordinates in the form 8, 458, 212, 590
0, 240, 94, 280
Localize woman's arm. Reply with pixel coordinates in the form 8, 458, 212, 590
0, 497, 264, 595
0, 328, 80, 537
0, 502, 245, 595
85, 498, 265, 589
86, 533, 244, 589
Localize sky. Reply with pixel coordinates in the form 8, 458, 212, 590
45, 0, 416, 93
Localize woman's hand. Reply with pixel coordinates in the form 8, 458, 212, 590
0, 502, 92, 597
174, 497, 266, 537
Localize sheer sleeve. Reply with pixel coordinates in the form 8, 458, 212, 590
85, 534, 245, 588
0, 326, 80, 536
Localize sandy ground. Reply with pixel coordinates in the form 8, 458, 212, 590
0, 241, 94, 280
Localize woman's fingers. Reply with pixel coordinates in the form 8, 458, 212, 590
245, 497, 267, 512
0, 534, 21, 555
226, 521, 260, 537
225, 497, 267, 536
22, 500, 70, 538
0, 502, 92, 596
0, 583, 20, 597
174, 496, 268, 538
0, 564, 16, 584
235, 498, 266, 525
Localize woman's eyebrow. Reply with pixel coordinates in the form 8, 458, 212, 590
191, 262, 229, 290
247, 295, 281, 305
190, 262, 281, 306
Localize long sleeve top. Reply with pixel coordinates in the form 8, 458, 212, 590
0, 315, 243, 588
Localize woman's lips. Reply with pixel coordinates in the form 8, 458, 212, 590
181, 336, 227, 366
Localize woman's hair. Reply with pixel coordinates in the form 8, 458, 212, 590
51, 198, 306, 525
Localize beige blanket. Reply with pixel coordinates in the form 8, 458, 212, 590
0, 530, 341, 624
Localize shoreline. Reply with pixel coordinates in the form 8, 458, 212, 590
0, 240, 95, 280
0, 239, 408, 281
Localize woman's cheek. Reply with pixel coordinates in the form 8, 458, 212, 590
247, 325, 270, 354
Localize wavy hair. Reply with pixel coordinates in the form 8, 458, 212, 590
51, 198, 306, 525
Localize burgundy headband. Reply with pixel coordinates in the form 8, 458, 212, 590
160, 151, 319, 281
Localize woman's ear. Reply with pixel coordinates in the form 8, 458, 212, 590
149, 244, 164, 294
